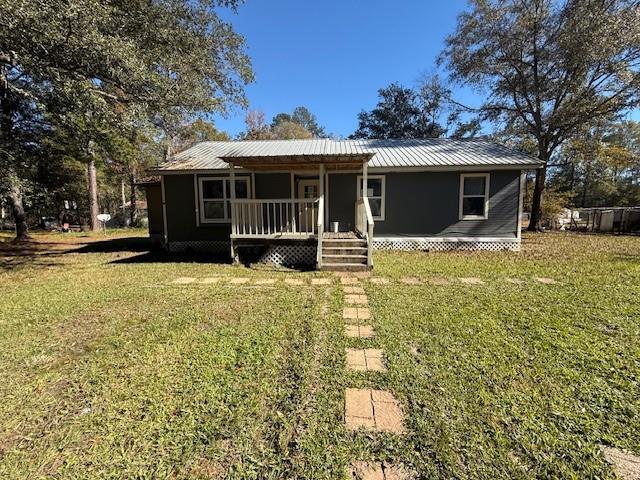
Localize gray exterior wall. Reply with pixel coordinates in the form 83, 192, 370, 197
328, 170, 521, 238
163, 169, 522, 242
255, 173, 291, 198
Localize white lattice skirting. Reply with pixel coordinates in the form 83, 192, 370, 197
373, 237, 520, 252
168, 240, 230, 253
257, 245, 317, 266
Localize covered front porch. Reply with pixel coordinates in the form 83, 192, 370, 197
225, 152, 375, 270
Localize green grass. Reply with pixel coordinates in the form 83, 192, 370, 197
0, 231, 638, 478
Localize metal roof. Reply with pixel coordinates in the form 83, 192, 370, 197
153, 138, 542, 172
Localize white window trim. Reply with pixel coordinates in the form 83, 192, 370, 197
459, 173, 490, 220
357, 174, 385, 221
198, 176, 250, 224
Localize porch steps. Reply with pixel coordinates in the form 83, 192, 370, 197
321, 237, 370, 271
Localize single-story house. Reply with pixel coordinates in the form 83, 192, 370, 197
146, 138, 542, 270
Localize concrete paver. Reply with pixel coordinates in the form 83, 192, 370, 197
369, 277, 390, 285
341, 277, 360, 285
400, 277, 421, 285
311, 278, 331, 285
346, 348, 385, 372
198, 277, 220, 284
350, 462, 415, 480
535, 277, 557, 284
285, 278, 304, 286
345, 294, 368, 305
343, 307, 371, 321
602, 446, 640, 480
345, 388, 404, 433
229, 277, 249, 284
345, 324, 375, 339
173, 277, 196, 284
344, 286, 366, 294
459, 277, 484, 285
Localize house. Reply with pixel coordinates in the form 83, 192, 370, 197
146, 138, 542, 270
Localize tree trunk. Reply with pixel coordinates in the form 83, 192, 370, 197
528, 165, 548, 231
129, 173, 137, 227
87, 156, 99, 232
7, 177, 28, 241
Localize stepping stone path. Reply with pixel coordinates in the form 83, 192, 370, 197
173, 277, 196, 284
601, 446, 640, 480
345, 325, 375, 339
311, 278, 331, 285
345, 388, 405, 433
341, 276, 360, 285
344, 286, 366, 294
346, 348, 385, 372
459, 277, 484, 285
229, 277, 249, 284
428, 277, 450, 286
198, 277, 220, 284
400, 277, 421, 285
254, 278, 276, 285
369, 277, 390, 285
343, 307, 372, 321
535, 277, 557, 284
338, 274, 412, 476
345, 294, 368, 305
350, 461, 415, 480
506, 277, 524, 284
285, 278, 304, 286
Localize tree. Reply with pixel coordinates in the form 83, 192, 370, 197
269, 106, 326, 138
272, 120, 313, 140
291, 106, 326, 137
351, 82, 455, 139
270, 113, 292, 130
1, 0, 253, 238
442, 0, 640, 230
550, 120, 640, 207
171, 119, 230, 154
242, 110, 273, 140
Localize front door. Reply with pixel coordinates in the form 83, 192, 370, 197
297, 179, 319, 233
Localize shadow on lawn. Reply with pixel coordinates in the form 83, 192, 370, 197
0, 236, 232, 270
110, 251, 232, 264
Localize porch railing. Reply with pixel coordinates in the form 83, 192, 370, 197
231, 199, 319, 238
355, 197, 374, 267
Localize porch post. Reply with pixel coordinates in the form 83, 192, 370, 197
317, 164, 325, 269
362, 159, 368, 197
229, 162, 238, 263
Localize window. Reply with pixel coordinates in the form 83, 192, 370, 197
357, 175, 385, 221
199, 176, 249, 223
459, 173, 490, 220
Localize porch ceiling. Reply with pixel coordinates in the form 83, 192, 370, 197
219, 153, 374, 171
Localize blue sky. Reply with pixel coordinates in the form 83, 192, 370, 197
214, 0, 637, 138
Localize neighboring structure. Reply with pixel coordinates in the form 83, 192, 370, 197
147, 138, 542, 269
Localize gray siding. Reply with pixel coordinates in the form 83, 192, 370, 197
164, 174, 230, 241
164, 169, 521, 242
328, 170, 520, 238
328, 173, 358, 231
255, 173, 291, 198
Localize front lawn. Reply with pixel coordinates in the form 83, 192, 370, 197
0, 231, 638, 478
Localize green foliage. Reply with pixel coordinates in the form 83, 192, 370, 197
0, 0, 252, 233
350, 78, 474, 139
550, 121, 640, 207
